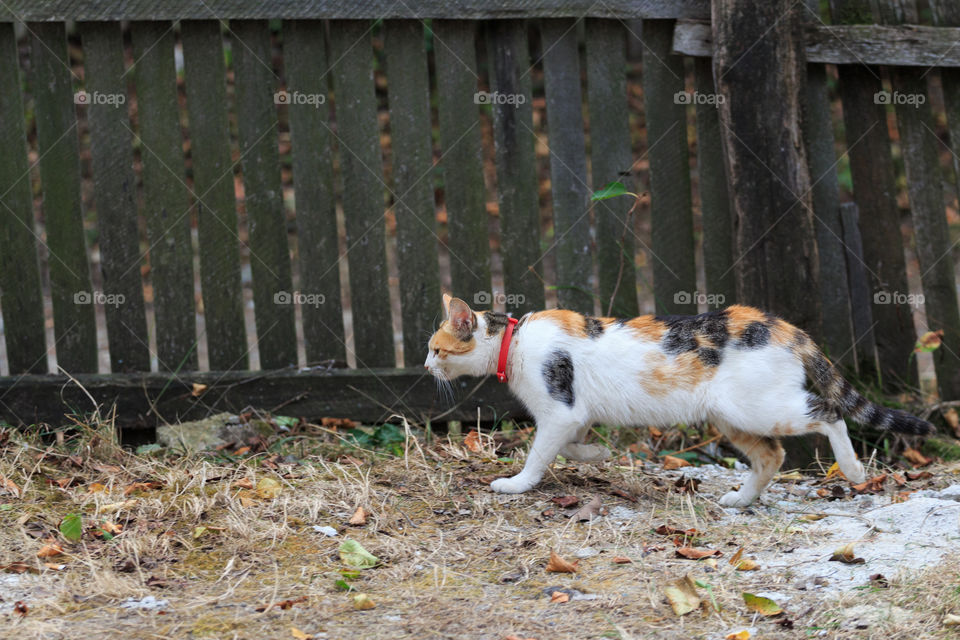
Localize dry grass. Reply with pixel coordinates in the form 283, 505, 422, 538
0, 415, 958, 640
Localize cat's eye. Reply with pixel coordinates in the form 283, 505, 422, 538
433, 348, 440, 356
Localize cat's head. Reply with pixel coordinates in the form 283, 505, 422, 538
424, 294, 500, 380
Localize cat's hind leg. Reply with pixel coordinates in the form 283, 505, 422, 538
818, 418, 866, 484
560, 424, 611, 462
717, 428, 785, 507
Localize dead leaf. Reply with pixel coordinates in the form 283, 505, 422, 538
799, 513, 826, 522
504, 636, 538, 640
655, 525, 699, 537
830, 542, 865, 564
735, 557, 760, 571
649, 426, 663, 438
256, 477, 282, 499
232, 478, 254, 490
893, 491, 915, 503
464, 430, 482, 453
1, 476, 20, 497
348, 506, 370, 526
726, 631, 751, 640
37, 544, 63, 558
321, 417, 359, 430
100, 521, 123, 535
675, 547, 721, 560
145, 576, 169, 589
570, 496, 602, 522
906, 470, 934, 481
662, 455, 690, 470
123, 481, 161, 496
2, 562, 38, 574
663, 574, 700, 616
824, 461, 842, 479
903, 448, 932, 467
43, 563, 66, 571
99, 499, 137, 514
550, 495, 579, 508
943, 614, 960, 627
191, 383, 208, 397
87, 482, 107, 493
674, 476, 700, 494
233, 446, 252, 456
609, 486, 638, 502
729, 547, 744, 565
545, 551, 578, 573
13, 601, 27, 617
869, 573, 889, 588
915, 329, 944, 353
776, 471, 804, 481
291, 628, 314, 640
612, 556, 633, 564
352, 593, 375, 610
54, 477, 75, 489
549, 591, 570, 604
892, 473, 906, 487
256, 596, 308, 612
743, 592, 782, 616
239, 493, 256, 508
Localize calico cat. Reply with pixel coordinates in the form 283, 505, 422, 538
424, 294, 933, 506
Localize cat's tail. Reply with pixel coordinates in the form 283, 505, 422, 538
798, 340, 934, 435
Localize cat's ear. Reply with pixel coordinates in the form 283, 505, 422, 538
446, 297, 476, 339
442, 293, 453, 315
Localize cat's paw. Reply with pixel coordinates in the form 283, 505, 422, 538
718, 490, 756, 507
490, 476, 535, 494
842, 464, 866, 485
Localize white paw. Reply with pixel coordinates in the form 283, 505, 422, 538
490, 476, 535, 494
719, 490, 755, 507
844, 464, 866, 485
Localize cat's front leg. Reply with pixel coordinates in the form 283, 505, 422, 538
491, 419, 578, 494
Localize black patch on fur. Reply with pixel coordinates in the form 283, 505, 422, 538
656, 310, 729, 354
697, 347, 721, 366
484, 311, 510, 336
585, 316, 604, 338
543, 350, 575, 407
737, 321, 770, 348
806, 395, 842, 422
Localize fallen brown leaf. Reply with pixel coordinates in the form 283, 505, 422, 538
869, 573, 889, 588
464, 430, 482, 453
233, 446, 252, 456
545, 551, 578, 573
891, 473, 906, 487
674, 476, 700, 494
321, 417, 359, 430
906, 470, 934, 481
551, 495, 579, 508
232, 478, 254, 490
352, 593, 375, 610
2, 562, 38, 574
903, 448, 932, 467
662, 455, 690, 470
675, 547, 721, 560
37, 544, 64, 558
609, 486, 638, 502
123, 481, 162, 496
191, 383, 208, 397
256, 596, 308, 612
663, 574, 700, 616
13, 601, 27, 617
549, 591, 570, 604
291, 627, 314, 640
570, 496, 602, 521
830, 542, 865, 564
612, 556, 633, 564
348, 506, 370, 526
655, 525, 699, 537
100, 521, 123, 535
1, 476, 20, 497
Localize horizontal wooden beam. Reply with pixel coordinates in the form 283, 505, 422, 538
673, 20, 960, 67
0, 368, 528, 428
0, 1, 708, 22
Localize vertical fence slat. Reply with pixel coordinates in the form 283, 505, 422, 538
879, 1, 960, 400
80, 21, 150, 373
384, 20, 441, 364
840, 202, 877, 368
932, 2, 960, 208
181, 20, 248, 371
829, 0, 915, 387
641, 19, 696, 316
0, 23, 46, 374
486, 19, 543, 316
541, 18, 592, 313
230, 20, 297, 369
329, 20, 394, 368
130, 21, 196, 371
284, 20, 346, 365
433, 19, 491, 301
586, 19, 638, 318
28, 22, 97, 373
803, 58, 855, 367
693, 57, 735, 307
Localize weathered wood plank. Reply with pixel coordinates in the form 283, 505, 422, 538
931, 1, 960, 209
586, 19, 638, 318
641, 19, 696, 316
80, 21, 150, 373
692, 57, 735, 307
130, 21, 197, 371
231, 20, 297, 369
0, 23, 46, 374
181, 21, 248, 371
673, 20, 960, 68
879, 0, 960, 401
0, 368, 527, 427
0, 1, 710, 22
486, 20, 544, 316
329, 20, 394, 368
383, 21, 441, 365
28, 22, 98, 373
828, 0, 914, 388
284, 20, 346, 364
434, 20, 491, 301
839, 202, 877, 372
541, 18, 592, 313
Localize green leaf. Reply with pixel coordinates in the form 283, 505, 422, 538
274, 415, 298, 430
135, 443, 164, 456
59, 514, 82, 542
339, 539, 380, 569
742, 592, 782, 616
590, 181, 628, 201
334, 579, 354, 592
100, 530, 114, 541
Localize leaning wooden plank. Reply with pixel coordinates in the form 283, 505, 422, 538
485, 19, 544, 315
692, 57, 735, 307
931, 1, 960, 207
230, 20, 297, 369
839, 203, 877, 374
0, 368, 528, 427
0, 23, 46, 374
433, 20, 491, 301
585, 19, 639, 318
673, 20, 960, 68
80, 21, 150, 373
27, 22, 97, 373
328, 20, 394, 368
0, 1, 711, 22
130, 21, 197, 371
641, 19, 696, 316
383, 20, 442, 364
879, 0, 960, 401
541, 18, 593, 313
827, 0, 914, 388
180, 21, 248, 371
284, 20, 346, 365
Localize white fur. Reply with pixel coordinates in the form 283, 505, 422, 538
425, 311, 865, 505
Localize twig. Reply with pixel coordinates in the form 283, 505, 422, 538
667, 433, 723, 457
780, 508, 895, 534
920, 400, 960, 421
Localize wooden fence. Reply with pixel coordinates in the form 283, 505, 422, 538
1, 0, 959, 430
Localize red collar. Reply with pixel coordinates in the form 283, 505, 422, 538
496, 317, 519, 383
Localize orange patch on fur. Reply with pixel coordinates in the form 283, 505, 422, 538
625, 316, 667, 341
640, 350, 716, 397
532, 310, 588, 337
428, 327, 476, 355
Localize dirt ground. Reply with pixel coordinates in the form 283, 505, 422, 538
1, 415, 959, 640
